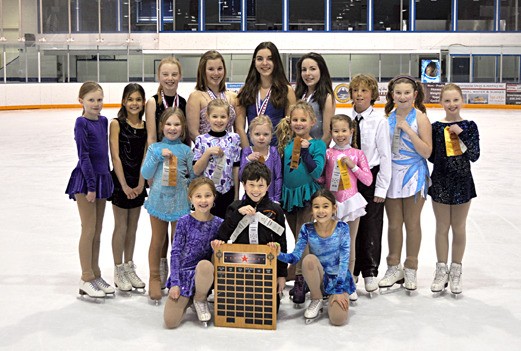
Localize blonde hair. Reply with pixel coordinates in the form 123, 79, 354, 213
207, 98, 230, 117
156, 57, 182, 106
440, 83, 463, 100
188, 177, 217, 198
159, 107, 187, 141
249, 115, 274, 135
275, 100, 316, 156
78, 81, 103, 114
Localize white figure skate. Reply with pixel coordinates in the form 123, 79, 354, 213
364, 276, 378, 298
193, 300, 211, 327
403, 268, 417, 295
124, 261, 146, 294
431, 262, 449, 296
93, 277, 115, 297
304, 299, 324, 324
114, 264, 132, 296
449, 263, 463, 298
378, 264, 404, 294
78, 280, 105, 303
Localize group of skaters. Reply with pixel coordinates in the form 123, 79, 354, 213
65, 41, 480, 327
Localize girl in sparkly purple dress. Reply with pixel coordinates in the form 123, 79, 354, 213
164, 178, 223, 328
428, 83, 480, 295
65, 81, 115, 299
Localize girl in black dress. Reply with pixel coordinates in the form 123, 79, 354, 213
109, 83, 148, 293
428, 83, 480, 295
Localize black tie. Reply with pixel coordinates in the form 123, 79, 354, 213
354, 115, 362, 149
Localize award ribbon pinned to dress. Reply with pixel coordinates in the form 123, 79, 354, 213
290, 137, 302, 170
444, 126, 467, 156
161, 155, 177, 186
211, 155, 226, 187
330, 158, 351, 191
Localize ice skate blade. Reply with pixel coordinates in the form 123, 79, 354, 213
431, 289, 446, 297
349, 299, 357, 306
367, 291, 377, 299
77, 294, 105, 304
201, 321, 208, 328
149, 297, 162, 306
131, 287, 146, 295
117, 290, 132, 297
405, 289, 417, 296
379, 284, 404, 295
305, 309, 323, 324
451, 292, 462, 299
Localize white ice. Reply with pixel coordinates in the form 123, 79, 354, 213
0, 107, 520, 351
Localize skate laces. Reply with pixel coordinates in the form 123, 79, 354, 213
193, 300, 211, 318
404, 269, 416, 281
433, 266, 448, 284
383, 266, 399, 279
94, 277, 111, 289
308, 299, 323, 311
85, 280, 102, 291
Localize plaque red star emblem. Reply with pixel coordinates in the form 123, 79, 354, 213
242, 255, 248, 262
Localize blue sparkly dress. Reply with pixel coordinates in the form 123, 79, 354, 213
428, 120, 480, 205
278, 221, 356, 295
141, 138, 194, 222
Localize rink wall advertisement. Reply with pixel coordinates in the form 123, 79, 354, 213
333, 82, 520, 106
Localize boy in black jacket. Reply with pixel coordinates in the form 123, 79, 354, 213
212, 161, 288, 307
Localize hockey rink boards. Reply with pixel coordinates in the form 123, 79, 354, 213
213, 244, 277, 330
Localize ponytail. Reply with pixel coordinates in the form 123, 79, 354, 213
275, 116, 294, 157
385, 75, 427, 116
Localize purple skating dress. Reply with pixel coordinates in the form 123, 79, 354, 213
65, 116, 113, 199
167, 214, 223, 297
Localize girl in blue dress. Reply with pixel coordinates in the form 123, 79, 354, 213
428, 83, 480, 295
269, 189, 355, 326
141, 107, 195, 304
379, 76, 432, 293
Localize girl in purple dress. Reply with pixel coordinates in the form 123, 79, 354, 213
239, 115, 282, 203
164, 177, 223, 328
65, 81, 115, 299
193, 99, 241, 219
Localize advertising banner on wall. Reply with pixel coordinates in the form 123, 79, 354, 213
457, 83, 506, 105
506, 83, 521, 105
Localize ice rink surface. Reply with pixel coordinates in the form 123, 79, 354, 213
0, 107, 520, 350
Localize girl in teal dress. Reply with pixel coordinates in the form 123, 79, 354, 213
276, 100, 326, 305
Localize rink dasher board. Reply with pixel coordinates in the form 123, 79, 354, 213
213, 244, 277, 330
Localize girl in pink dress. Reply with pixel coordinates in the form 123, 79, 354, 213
323, 114, 373, 301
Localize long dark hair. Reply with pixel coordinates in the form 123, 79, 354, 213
117, 83, 146, 121
237, 41, 290, 110
295, 52, 334, 114
310, 188, 337, 209
330, 114, 358, 149
384, 75, 426, 116
195, 50, 227, 92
